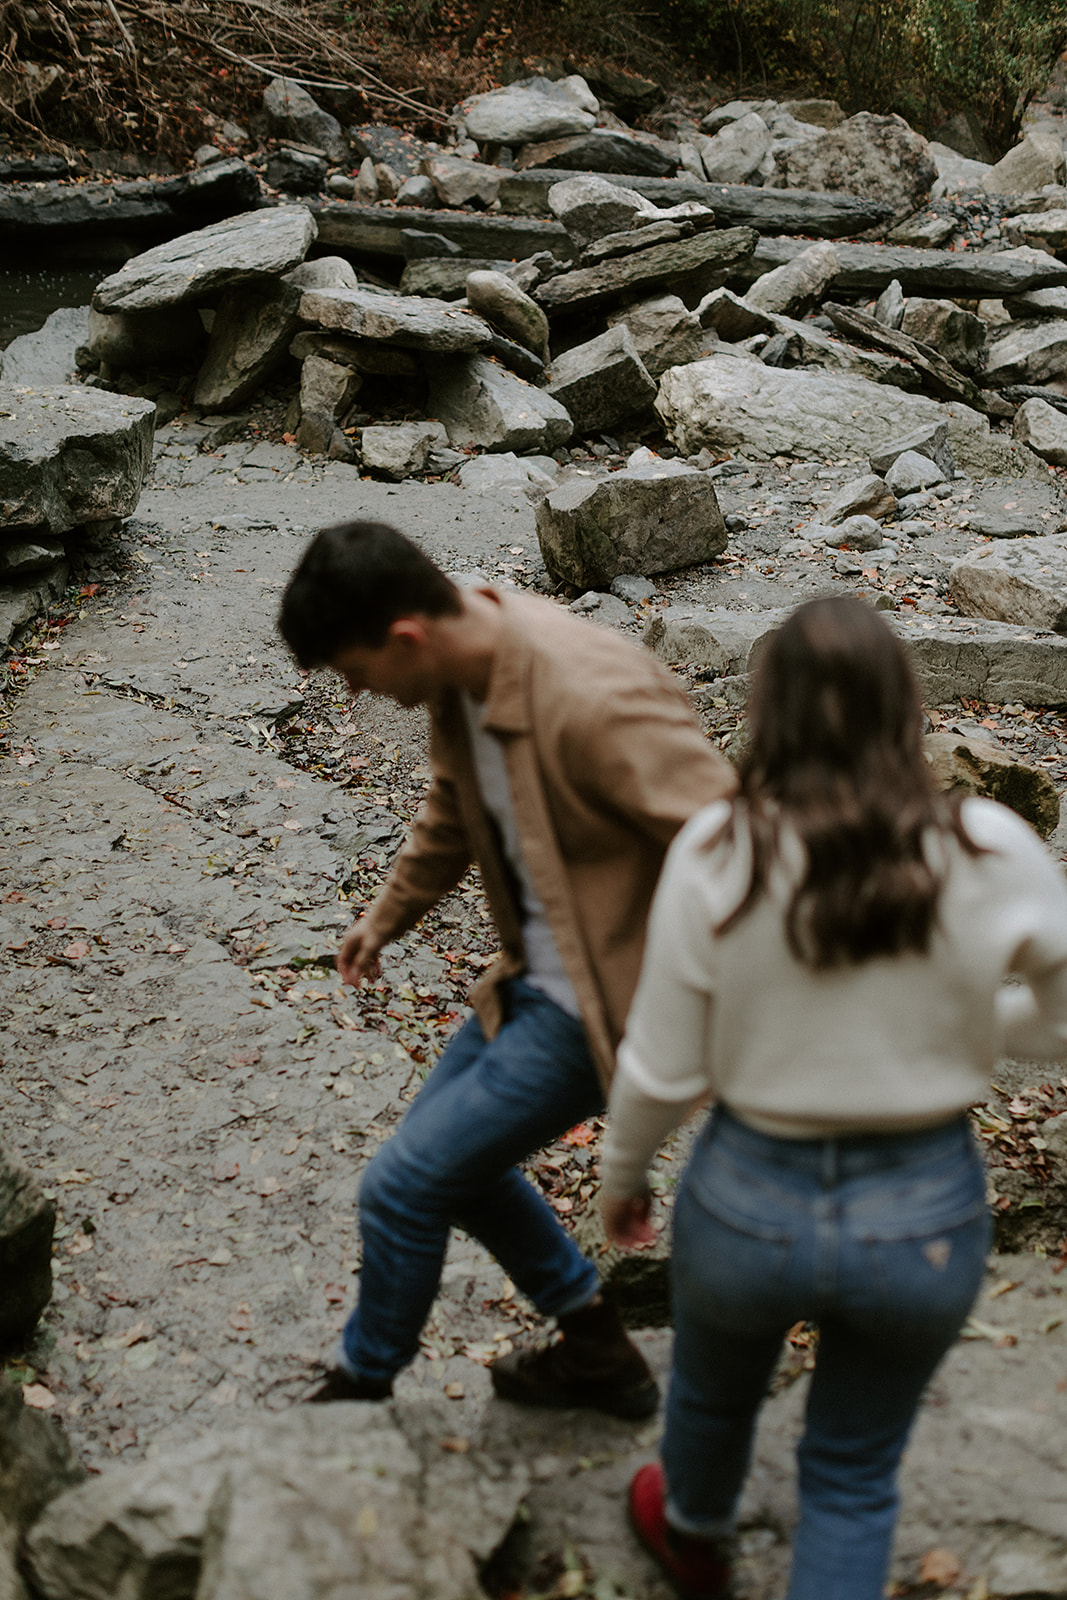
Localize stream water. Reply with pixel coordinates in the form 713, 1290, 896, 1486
0, 264, 106, 349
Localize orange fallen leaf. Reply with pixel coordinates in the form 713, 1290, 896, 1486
919, 1547, 962, 1587
561, 1122, 596, 1148
22, 1384, 56, 1409
63, 941, 91, 960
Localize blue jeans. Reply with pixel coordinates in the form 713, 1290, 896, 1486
339, 978, 604, 1382
663, 1107, 990, 1600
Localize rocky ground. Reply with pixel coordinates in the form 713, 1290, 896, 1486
5, 388, 1067, 1594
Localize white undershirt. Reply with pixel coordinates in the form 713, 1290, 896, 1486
461, 692, 580, 1018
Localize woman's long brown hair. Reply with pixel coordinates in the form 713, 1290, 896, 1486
718, 596, 978, 968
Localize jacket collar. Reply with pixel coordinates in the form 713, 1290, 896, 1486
475, 589, 532, 735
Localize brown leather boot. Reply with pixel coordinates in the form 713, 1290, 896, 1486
489, 1294, 659, 1419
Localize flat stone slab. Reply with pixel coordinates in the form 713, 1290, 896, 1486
643, 604, 785, 671
0, 386, 155, 536
93, 207, 317, 313
950, 534, 1067, 632
310, 200, 575, 263
0, 160, 261, 245
534, 225, 758, 314
732, 237, 1067, 297
298, 286, 494, 352
891, 611, 1067, 706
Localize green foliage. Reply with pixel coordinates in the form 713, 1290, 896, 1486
659, 0, 1067, 155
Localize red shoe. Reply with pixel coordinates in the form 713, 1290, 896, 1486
628, 1463, 732, 1599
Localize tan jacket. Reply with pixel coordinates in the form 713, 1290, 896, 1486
365, 589, 737, 1088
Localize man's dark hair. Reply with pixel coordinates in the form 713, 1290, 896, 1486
278, 520, 463, 668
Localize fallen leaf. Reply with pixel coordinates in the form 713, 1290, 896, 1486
22, 1384, 55, 1409
227, 1306, 254, 1331
561, 1122, 596, 1148
444, 1381, 465, 1399
209, 1247, 233, 1266
116, 1319, 151, 1348
46, 917, 67, 929
63, 941, 91, 961
439, 1436, 470, 1453
919, 1547, 962, 1587
212, 1160, 240, 1182
254, 1175, 281, 1196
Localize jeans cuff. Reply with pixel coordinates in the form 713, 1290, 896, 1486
665, 1493, 735, 1542
548, 1274, 602, 1320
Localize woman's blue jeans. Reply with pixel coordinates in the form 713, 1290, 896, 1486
664, 1107, 990, 1600
339, 978, 604, 1383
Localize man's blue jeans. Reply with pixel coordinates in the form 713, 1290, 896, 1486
663, 1107, 990, 1600
339, 978, 605, 1383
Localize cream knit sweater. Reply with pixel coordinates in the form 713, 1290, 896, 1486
601, 797, 1067, 1200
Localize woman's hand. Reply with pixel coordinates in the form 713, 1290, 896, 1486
601, 1185, 657, 1249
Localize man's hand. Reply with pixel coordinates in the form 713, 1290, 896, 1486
337, 917, 385, 987
601, 1186, 657, 1250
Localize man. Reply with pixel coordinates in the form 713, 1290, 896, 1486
278, 520, 736, 1417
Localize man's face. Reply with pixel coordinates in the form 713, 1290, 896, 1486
330, 628, 436, 709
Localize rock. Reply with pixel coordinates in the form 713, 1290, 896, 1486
455, 453, 556, 493
931, 110, 993, 163
0, 1145, 56, 1347
545, 325, 658, 432
424, 155, 502, 208
731, 236, 1067, 298
754, 311, 915, 385
1005, 284, 1067, 318
885, 449, 948, 496
0, 536, 65, 578
264, 149, 327, 195
696, 285, 772, 341
821, 300, 987, 411
835, 514, 885, 550
653, 353, 1023, 476
984, 320, 1067, 386
360, 422, 448, 480
460, 80, 596, 145
427, 354, 572, 453
534, 226, 758, 315
262, 77, 348, 162
900, 298, 986, 373
349, 124, 430, 179
356, 157, 378, 201
546, 174, 657, 249
310, 199, 576, 265
516, 130, 675, 177
93, 207, 317, 314
928, 141, 992, 195
869, 421, 956, 479
700, 99, 769, 134
886, 213, 957, 249
1004, 209, 1067, 253
744, 239, 839, 318
193, 280, 301, 411
0, 306, 88, 387
923, 731, 1060, 837
285, 256, 359, 293
400, 257, 513, 299
298, 286, 492, 352
396, 175, 437, 207
0, 1379, 84, 1600
288, 331, 418, 378
821, 474, 897, 524
0, 160, 261, 249
771, 113, 937, 221
950, 535, 1067, 632
693, 112, 773, 184
0, 386, 155, 539
464, 271, 549, 361
295, 356, 360, 454
643, 604, 784, 671
569, 590, 632, 626
611, 573, 657, 602
535, 458, 727, 588
780, 98, 846, 128
1014, 396, 1067, 465
983, 130, 1067, 195
577, 210, 715, 265
891, 611, 1067, 706
605, 294, 703, 379
85, 304, 208, 370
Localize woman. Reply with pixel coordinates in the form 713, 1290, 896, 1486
600, 596, 1067, 1600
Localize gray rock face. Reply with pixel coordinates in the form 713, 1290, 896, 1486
950, 535, 1067, 632
427, 354, 572, 453
0, 306, 88, 387
0, 1380, 84, 1600
545, 325, 658, 433
1005, 284, 1067, 319
86, 305, 207, 370
516, 129, 675, 177
885, 448, 948, 496
983, 129, 1067, 194
535, 226, 758, 314
295, 356, 360, 453
654, 352, 1001, 470
1014, 396, 1067, 465
835, 513, 885, 550
694, 112, 773, 184
299, 286, 492, 352
869, 420, 955, 479
643, 604, 784, 671
605, 294, 703, 379
754, 308, 915, 386
0, 386, 155, 538
24, 1404, 527, 1600
262, 77, 348, 162
193, 282, 300, 412
744, 239, 839, 318
283, 256, 359, 293
424, 155, 502, 208
546, 174, 654, 249
984, 319, 1067, 386
821, 474, 897, 524
0, 1146, 56, 1346
771, 113, 937, 220
535, 459, 727, 588
900, 297, 986, 372
923, 730, 1060, 837
892, 611, 1067, 706
93, 208, 317, 314
1003, 208, 1067, 253
360, 422, 448, 480
465, 270, 549, 361
461, 81, 596, 145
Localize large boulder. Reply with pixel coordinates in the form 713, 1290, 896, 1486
1014, 397, 1067, 465
0, 386, 155, 539
193, 282, 300, 411
744, 239, 839, 318
423, 155, 502, 208
546, 174, 657, 249
465, 270, 549, 361
949, 534, 1067, 632
535, 457, 727, 588
0, 1380, 84, 1600
295, 356, 361, 454
460, 79, 596, 145
93, 208, 317, 314
693, 112, 773, 184
605, 294, 703, 379
298, 286, 492, 353
892, 611, 1067, 706
983, 129, 1067, 195
984, 319, 1067, 386
545, 325, 658, 432
900, 298, 986, 373
771, 113, 937, 221
0, 1146, 56, 1348
653, 351, 1042, 478
360, 421, 448, 480
923, 730, 1060, 837
262, 77, 347, 162
0, 307, 88, 387
427, 354, 572, 453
